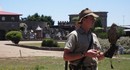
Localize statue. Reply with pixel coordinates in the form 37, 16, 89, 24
19, 23, 28, 39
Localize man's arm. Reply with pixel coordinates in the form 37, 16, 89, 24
64, 49, 100, 61
63, 49, 84, 61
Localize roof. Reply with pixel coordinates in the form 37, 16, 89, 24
36, 25, 42, 30
124, 29, 130, 31
0, 11, 22, 16
120, 25, 130, 29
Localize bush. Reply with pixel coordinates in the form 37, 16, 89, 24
117, 27, 125, 37
93, 27, 107, 39
6, 31, 22, 44
98, 36, 130, 54
96, 32, 108, 39
41, 38, 59, 47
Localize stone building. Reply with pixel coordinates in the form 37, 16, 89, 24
53, 11, 108, 40
0, 11, 48, 40
0, 11, 22, 40
0, 9, 108, 40
69, 11, 108, 31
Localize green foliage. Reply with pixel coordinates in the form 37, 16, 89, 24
6, 31, 22, 44
117, 37, 130, 54
94, 27, 104, 33
98, 36, 130, 53
94, 17, 102, 27
98, 32, 108, 39
117, 27, 125, 37
94, 26, 125, 39
23, 13, 54, 26
94, 27, 107, 39
41, 38, 59, 47
92, 18, 103, 32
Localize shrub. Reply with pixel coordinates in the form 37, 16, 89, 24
96, 32, 108, 39
6, 31, 22, 44
93, 27, 107, 39
117, 37, 130, 54
98, 37, 130, 54
117, 27, 125, 37
41, 38, 59, 47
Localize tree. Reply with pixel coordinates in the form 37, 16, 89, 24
91, 17, 103, 31
94, 17, 102, 28
117, 27, 125, 37
21, 13, 54, 26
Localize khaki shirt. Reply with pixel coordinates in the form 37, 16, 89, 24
64, 28, 101, 66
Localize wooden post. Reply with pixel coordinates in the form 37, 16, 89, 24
65, 61, 68, 70
19, 50, 22, 58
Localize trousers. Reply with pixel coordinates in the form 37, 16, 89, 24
69, 64, 97, 70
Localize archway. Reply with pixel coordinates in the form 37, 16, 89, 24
0, 30, 6, 40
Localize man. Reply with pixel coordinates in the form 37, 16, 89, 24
63, 8, 104, 70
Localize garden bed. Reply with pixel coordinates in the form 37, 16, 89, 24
6, 44, 64, 51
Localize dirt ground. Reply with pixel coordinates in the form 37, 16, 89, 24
0, 41, 64, 58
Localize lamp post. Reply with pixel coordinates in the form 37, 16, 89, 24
123, 15, 125, 25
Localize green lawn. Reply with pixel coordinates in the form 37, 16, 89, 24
98, 56, 130, 70
0, 55, 130, 70
21, 43, 41, 47
0, 56, 64, 70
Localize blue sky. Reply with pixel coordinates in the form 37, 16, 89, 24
0, 0, 130, 26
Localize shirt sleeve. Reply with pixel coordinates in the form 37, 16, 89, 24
64, 33, 77, 52
92, 33, 101, 50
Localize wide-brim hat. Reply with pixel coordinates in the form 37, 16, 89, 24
78, 8, 99, 23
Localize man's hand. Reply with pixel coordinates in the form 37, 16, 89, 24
84, 49, 105, 60
97, 52, 104, 61
84, 49, 98, 58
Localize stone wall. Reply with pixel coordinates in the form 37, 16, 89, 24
68, 11, 108, 31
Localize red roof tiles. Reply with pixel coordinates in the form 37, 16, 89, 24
0, 11, 22, 16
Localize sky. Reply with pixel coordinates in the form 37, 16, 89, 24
0, 0, 130, 26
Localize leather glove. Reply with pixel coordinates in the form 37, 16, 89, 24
104, 44, 118, 58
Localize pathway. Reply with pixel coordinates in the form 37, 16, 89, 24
0, 41, 64, 58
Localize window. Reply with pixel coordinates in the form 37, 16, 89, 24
11, 17, 15, 21
2, 16, 5, 21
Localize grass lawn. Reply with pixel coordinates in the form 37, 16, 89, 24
21, 43, 41, 47
98, 55, 130, 70
0, 56, 64, 70
7, 42, 130, 70
0, 55, 130, 70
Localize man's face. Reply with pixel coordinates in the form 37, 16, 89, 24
82, 15, 95, 29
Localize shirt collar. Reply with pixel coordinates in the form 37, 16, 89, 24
77, 27, 91, 35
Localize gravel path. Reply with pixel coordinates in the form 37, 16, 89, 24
0, 41, 64, 58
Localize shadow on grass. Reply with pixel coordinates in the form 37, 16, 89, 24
5, 44, 64, 51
